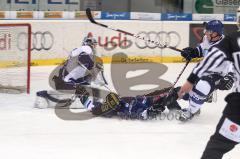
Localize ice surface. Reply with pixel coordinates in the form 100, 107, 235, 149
0, 64, 239, 159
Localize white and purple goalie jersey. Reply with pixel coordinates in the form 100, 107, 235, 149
62, 45, 94, 85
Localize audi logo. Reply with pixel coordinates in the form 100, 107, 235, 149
135, 31, 181, 49
17, 31, 54, 51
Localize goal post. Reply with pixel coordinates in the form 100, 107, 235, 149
0, 23, 31, 94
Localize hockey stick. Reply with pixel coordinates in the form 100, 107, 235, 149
168, 60, 190, 93
148, 60, 191, 112
86, 8, 183, 53
163, 60, 191, 102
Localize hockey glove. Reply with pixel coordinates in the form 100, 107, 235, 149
181, 47, 197, 61
162, 87, 179, 106
218, 72, 234, 90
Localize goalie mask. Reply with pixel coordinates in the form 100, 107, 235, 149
82, 37, 97, 48
237, 6, 240, 30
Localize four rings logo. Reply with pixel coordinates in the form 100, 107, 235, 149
16, 30, 180, 51
135, 31, 181, 49
17, 31, 54, 51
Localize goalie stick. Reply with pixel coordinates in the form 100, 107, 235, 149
86, 8, 183, 53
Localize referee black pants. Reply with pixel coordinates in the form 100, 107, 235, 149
201, 92, 240, 159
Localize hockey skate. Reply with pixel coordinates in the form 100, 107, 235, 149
178, 108, 201, 122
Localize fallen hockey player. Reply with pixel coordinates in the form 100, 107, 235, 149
36, 86, 181, 120
91, 86, 181, 119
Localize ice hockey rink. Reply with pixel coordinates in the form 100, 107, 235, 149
0, 63, 239, 159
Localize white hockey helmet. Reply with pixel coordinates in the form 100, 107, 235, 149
237, 6, 240, 30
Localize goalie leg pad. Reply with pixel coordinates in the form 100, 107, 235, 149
36, 90, 72, 104
34, 90, 75, 108
34, 95, 50, 109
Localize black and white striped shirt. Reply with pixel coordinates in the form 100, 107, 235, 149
187, 31, 240, 92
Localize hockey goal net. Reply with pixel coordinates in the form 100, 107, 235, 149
0, 23, 31, 94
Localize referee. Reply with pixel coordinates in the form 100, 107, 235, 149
178, 7, 240, 159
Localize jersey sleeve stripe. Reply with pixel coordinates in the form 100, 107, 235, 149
216, 57, 227, 68
198, 53, 225, 76
193, 50, 218, 75
200, 54, 225, 75
193, 48, 226, 77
